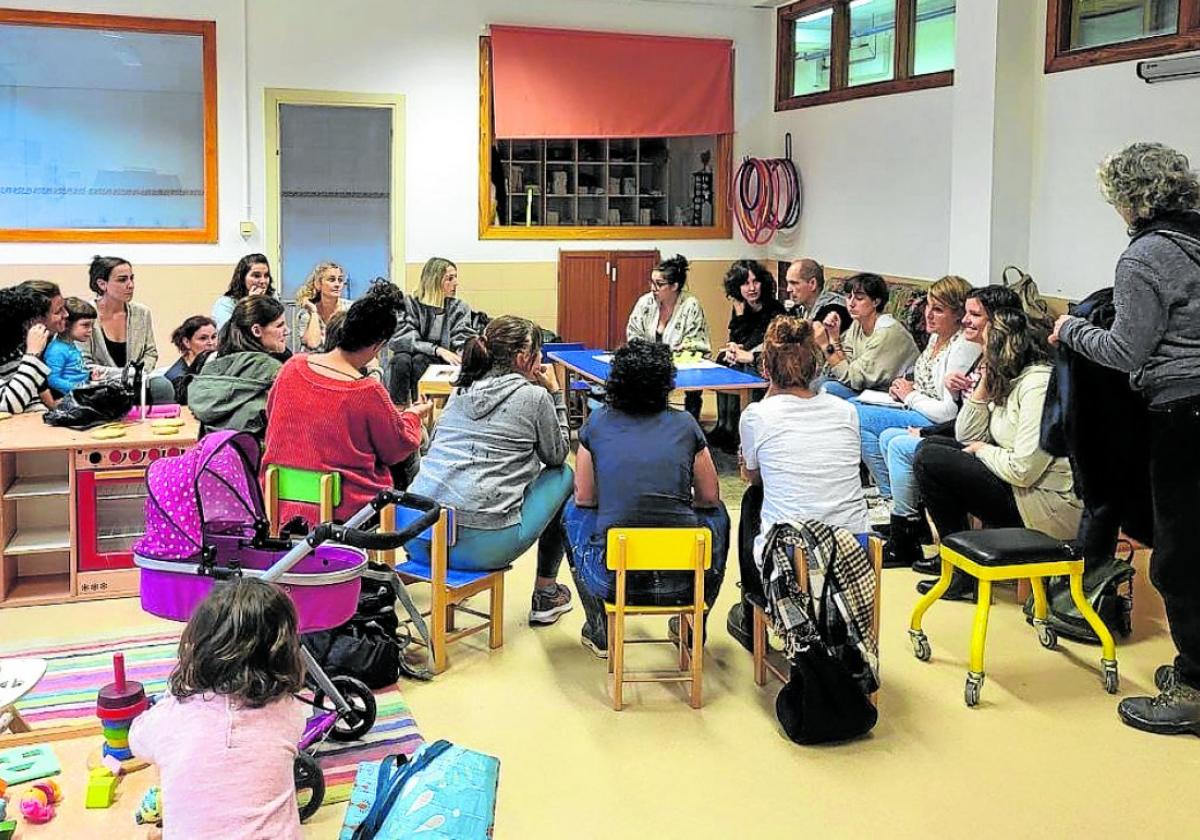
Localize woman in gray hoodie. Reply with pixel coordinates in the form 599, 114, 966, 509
1052, 142, 1200, 737
407, 315, 575, 626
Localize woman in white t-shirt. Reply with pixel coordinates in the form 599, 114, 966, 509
727, 317, 868, 649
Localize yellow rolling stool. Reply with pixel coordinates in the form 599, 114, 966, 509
908, 528, 1119, 707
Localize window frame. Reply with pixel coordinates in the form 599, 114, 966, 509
0, 8, 218, 244
775, 0, 954, 111
478, 37, 732, 241
1045, 0, 1200, 73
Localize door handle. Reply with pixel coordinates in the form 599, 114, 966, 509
610, 266, 617, 284
93, 469, 147, 482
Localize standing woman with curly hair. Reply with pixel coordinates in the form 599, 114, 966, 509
1051, 142, 1200, 735
212, 254, 274, 330
293, 261, 349, 352
626, 254, 712, 419
563, 340, 729, 656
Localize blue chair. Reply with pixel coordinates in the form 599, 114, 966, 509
390, 504, 506, 674
543, 342, 595, 428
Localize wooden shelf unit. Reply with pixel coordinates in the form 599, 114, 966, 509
501, 138, 672, 228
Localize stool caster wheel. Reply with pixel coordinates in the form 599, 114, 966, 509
1034, 620, 1058, 650
909, 630, 931, 662
965, 672, 984, 707
1102, 659, 1120, 694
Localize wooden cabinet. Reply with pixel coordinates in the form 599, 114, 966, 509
557, 250, 659, 349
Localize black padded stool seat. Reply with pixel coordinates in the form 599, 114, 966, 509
942, 528, 1078, 566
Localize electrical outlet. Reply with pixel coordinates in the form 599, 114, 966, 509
239, 221, 256, 239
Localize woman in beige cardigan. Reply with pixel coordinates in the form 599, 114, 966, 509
81, 256, 174, 403
913, 308, 1081, 601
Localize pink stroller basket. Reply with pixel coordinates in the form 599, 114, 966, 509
132, 430, 366, 633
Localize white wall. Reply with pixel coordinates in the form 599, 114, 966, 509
0, 0, 774, 267
1027, 48, 1200, 299
769, 85, 955, 280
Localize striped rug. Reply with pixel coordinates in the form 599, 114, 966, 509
2, 630, 424, 806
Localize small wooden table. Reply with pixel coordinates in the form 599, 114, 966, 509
417, 365, 459, 428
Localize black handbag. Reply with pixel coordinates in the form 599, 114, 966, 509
42, 364, 140, 429
775, 566, 878, 745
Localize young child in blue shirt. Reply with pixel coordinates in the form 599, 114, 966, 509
44, 297, 97, 395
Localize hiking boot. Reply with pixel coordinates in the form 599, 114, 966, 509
1117, 683, 1200, 737
667, 615, 708, 647
916, 572, 976, 602
1155, 665, 1177, 692
529, 583, 574, 626
581, 626, 608, 659
726, 601, 754, 653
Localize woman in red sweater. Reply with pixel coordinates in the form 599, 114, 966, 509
262, 283, 432, 526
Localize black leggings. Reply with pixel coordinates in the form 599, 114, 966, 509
913, 436, 1022, 539
387, 351, 434, 405
737, 484, 765, 603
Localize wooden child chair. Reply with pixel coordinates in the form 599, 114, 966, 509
604, 527, 711, 711
750, 534, 883, 700
263, 464, 340, 535
392, 506, 507, 674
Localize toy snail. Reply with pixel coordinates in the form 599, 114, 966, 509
20, 779, 62, 823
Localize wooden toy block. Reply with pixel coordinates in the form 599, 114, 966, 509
101, 753, 124, 775
90, 766, 113, 779
0, 818, 15, 840
0, 743, 60, 785
85, 774, 118, 808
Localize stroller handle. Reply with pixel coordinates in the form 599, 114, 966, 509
310, 492, 441, 551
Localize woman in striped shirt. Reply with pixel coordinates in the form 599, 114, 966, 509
0, 286, 53, 414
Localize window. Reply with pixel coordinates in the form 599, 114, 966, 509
1046, 1, 1200, 72
776, 0, 955, 111
0, 9, 216, 243
264, 90, 404, 301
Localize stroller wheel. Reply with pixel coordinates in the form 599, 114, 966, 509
294, 751, 325, 822
314, 676, 377, 742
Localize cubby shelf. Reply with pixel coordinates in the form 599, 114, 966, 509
5, 527, 71, 556
3, 476, 70, 500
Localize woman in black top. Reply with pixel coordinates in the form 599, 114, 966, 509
708, 260, 785, 452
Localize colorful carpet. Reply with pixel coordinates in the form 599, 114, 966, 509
1, 631, 424, 806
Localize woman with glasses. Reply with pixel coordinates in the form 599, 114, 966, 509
293, 261, 350, 352
625, 254, 712, 419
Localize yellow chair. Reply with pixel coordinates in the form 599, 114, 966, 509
909, 527, 1119, 707
263, 464, 340, 535
394, 507, 505, 675
750, 534, 883, 698
604, 527, 711, 711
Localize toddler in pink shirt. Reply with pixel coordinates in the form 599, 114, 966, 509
130, 578, 309, 840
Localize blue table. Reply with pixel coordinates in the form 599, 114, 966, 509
547, 348, 767, 409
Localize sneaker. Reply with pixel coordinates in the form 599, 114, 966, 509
726, 601, 753, 653
1117, 683, 1200, 737
529, 583, 573, 626
581, 627, 608, 659
1155, 665, 1177, 692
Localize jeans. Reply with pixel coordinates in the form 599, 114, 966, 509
406, 465, 573, 577
913, 436, 1022, 538
821, 381, 859, 401
856, 403, 933, 497
387, 350, 435, 405
878, 427, 925, 515
562, 497, 730, 643
1147, 395, 1200, 689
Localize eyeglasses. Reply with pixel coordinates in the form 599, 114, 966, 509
649, 280, 670, 290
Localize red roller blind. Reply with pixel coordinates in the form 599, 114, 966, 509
490, 25, 733, 139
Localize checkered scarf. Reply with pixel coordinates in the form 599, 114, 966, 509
760, 520, 879, 682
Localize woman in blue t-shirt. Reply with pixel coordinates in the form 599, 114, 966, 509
563, 339, 730, 657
